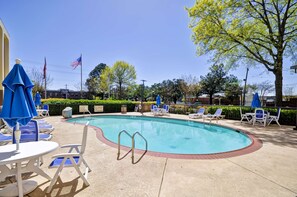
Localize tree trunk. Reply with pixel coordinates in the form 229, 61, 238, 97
119, 83, 122, 100
274, 60, 283, 107
209, 94, 213, 105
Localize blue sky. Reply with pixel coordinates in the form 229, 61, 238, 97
0, 0, 296, 94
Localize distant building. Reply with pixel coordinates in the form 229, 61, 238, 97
44, 89, 88, 99
0, 19, 10, 105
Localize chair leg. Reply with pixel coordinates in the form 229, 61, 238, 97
276, 120, 281, 127
82, 158, 91, 172
69, 157, 90, 186
47, 158, 67, 193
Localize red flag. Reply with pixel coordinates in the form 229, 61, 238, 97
43, 57, 46, 79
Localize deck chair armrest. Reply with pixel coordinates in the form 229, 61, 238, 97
51, 152, 80, 158
60, 144, 82, 149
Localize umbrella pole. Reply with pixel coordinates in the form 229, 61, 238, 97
15, 122, 21, 151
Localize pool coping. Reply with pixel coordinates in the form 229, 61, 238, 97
64, 114, 263, 160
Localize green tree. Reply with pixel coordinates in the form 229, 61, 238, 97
200, 64, 228, 105
224, 75, 242, 104
111, 61, 136, 99
85, 63, 107, 98
188, 0, 297, 106
180, 75, 200, 104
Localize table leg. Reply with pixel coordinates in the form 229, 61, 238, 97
16, 162, 24, 197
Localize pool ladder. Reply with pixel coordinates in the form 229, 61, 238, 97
117, 130, 148, 164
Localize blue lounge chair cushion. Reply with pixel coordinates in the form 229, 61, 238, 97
49, 156, 80, 168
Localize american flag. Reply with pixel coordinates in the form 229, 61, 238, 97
71, 55, 82, 69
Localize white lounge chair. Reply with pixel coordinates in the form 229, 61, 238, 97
203, 108, 223, 123
253, 108, 267, 127
267, 108, 281, 127
189, 108, 205, 119
47, 122, 91, 193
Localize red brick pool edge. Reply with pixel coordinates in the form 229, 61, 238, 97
91, 125, 262, 160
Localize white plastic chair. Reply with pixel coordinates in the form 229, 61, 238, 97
47, 122, 91, 193
43, 104, 50, 116
253, 108, 267, 127
240, 107, 251, 123
267, 108, 281, 127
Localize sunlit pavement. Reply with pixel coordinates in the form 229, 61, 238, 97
2, 112, 296, 197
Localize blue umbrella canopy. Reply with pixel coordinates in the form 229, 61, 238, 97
251, 93, 261, 108
35, 92, 41, 106
0, 61, 37, 128
156, 95, 161, 107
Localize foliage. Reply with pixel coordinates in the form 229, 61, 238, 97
150, 79, 184, 104
85, 63, 107, 98
42, 98, 135, 115
224, 75, 242, 104
187, 0, 297, 106
109, 61, 137, 100
199, 64, 228, 104
180, 75, 201, 104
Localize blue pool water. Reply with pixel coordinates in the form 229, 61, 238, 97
68, 116, 252, 154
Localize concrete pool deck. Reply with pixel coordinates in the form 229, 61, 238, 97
1, 112, 297, 197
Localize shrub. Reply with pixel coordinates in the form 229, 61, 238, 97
42, 99, 135, 115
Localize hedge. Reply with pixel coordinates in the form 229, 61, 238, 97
42, 99, 296, 126
42, 99, 136, 115
169, 105, 296, 126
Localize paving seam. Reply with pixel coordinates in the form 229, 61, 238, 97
226, 158, 297, 194
158, 158, 168, 197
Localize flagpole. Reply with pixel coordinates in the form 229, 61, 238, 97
44, 57, 47, 99
80, 54, 82, 98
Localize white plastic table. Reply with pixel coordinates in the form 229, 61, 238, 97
0, 141, 58, 197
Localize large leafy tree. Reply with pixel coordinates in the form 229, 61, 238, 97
224, 75, 242, 104
188, 0, 297, 106
111, 61, 136, 99
150, 79, 184, 104
85, 63, 107, 98
200, 64, 228, 105
180, 75, 200, 104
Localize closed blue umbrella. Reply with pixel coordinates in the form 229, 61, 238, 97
251, 93, 261, 108
156, 95, 161, 107
0, 59, 37, 150
35, 92, 41, 107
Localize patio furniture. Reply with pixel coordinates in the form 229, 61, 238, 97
0, 141, 59, 197
189, 108, 205, 119
13, 120, 52, 143
253, 108, 267, 127
43, 104, 50, 116
0, 132, 12, 145
240, 107, 251, 123
23, 120, 55, 133
203, 108, 223, 123
267, 108, 281, 127
162, 105, 170, 115
47, 122, 91, 193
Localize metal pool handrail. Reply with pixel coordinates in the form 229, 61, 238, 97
117, 130, 148, 164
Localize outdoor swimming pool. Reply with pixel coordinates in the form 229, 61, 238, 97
68, 115, 254, 155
